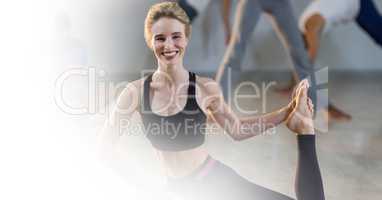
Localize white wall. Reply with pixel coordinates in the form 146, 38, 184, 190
60, 0, 382, 74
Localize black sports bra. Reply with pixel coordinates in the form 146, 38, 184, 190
140, 71, 207, 151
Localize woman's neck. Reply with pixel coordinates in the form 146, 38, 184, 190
155, 62, 188, 86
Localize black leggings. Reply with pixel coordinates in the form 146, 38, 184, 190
167, 135, 325, 200
356, 0, 382, 47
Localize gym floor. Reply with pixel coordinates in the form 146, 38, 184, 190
203, 71, 382, 200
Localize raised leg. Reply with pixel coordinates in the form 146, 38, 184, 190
287, 79, 325, 200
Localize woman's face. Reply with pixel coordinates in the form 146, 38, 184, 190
151, 17, 188, 67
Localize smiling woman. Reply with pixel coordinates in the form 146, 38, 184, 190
144, 2, 191, 69
151, 18, 188, 66
99, 2, 325, 200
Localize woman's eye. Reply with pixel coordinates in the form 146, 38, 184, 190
156, 38, 165, 41
173, 36, 181, 39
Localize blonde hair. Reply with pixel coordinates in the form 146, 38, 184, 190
144, 2, 191, 49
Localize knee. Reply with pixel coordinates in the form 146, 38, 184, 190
304, 14, 325, 34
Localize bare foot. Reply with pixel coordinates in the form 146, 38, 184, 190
286, 79, 315, 135
326, 104, 352, 122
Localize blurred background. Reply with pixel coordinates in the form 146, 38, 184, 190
1, 0, 381, 200
49, 0, 382, 73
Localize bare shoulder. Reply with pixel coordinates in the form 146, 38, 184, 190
118, 78, 143, 99
115, 78, 145, 111
195, 75, 222, 96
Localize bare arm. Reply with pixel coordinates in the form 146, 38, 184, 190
203, 79, 297, 141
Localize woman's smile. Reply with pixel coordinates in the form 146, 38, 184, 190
162, 50, 179, 58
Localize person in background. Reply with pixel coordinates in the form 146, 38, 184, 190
216, 0, 351, 122
300, 0, 382, 61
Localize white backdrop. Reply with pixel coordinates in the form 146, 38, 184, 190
61, 0, 382, 74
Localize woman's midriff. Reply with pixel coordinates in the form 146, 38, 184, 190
157, 146, 209, 178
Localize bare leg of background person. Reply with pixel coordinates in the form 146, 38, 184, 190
216, 0, 262, 101
275, 14, 325, 98
221, 0, 232, 45
275, 13, 327, 95
303, 13, 325, 62
304, 14, 352, 121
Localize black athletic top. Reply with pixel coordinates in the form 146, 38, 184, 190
140, 71, 207, 151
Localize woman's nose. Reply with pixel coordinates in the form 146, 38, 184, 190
164, 38, 174, 48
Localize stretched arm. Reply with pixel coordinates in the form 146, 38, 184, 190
204, 80, 301, 141
237, 106, 292, 138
